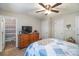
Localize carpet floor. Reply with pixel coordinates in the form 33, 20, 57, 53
0, 41, 25, 56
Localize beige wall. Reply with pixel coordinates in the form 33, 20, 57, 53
1, 10, 79, 41
52, 11, 79, 40
40, 11, 79, 42
0, 11, 41, 49
0, 11, 41, 34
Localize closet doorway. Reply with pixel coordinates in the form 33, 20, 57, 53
5, 16, 17, 50
0, 16, 17, 52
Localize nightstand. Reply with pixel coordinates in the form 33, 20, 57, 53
66, 39, 76, 43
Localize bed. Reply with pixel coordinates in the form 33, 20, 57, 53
24, 38, 79, 56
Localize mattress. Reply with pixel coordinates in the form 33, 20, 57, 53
24, 38, 79, 56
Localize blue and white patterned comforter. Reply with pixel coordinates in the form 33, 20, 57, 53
24, 38, 79, 56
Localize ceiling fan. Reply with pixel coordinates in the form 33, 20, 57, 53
36, 3, 62, 15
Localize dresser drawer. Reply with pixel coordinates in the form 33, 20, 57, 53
19, 40, 30, 48
18, 33, 39, 49
19, 43, 28, 48
22, 36, 29, 38
20, 38, 30, 42
19, 39, 30, 43
18, 35, 29, 40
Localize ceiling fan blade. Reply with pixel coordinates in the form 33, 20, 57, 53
51, 10, 59, 13
39, 3, 46, 9
36, 10, 45, 13
52, 3, 62, 8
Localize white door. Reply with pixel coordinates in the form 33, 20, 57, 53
0, 17, 5, 52
41, 20, 49, 39
54, 19, 64, 40
75, 16, 79, 44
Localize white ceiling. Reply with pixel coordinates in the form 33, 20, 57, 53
0, 3, 79, 19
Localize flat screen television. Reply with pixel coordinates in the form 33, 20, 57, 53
22, 26, 32, 34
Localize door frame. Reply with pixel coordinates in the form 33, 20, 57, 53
0, 16, 5, 52
2, 16, 18, 49
75, 16, 79, 44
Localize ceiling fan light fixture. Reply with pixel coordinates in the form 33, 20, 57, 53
37, 3, 62, 15
45, 10, 51, 14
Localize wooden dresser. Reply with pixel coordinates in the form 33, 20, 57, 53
18, 33, 39, 48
